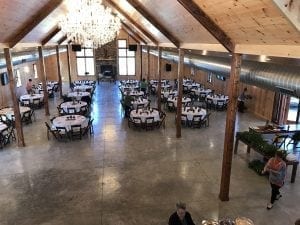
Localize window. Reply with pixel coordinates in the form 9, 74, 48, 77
118, 39, 136, 76
76, 48, 95, 76
15, 69, 21, 87
207, 72, 212, 83
33, 64, 38, 78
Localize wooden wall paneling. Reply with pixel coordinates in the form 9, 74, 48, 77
56, 45, 63, 98
38, 46, 50, 116
4, 48, 25, 147
157, 47, 162, 111
66, 44, 72, 87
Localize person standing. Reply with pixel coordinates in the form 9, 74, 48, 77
262, 151, 286, 209
168, 202, 195, 225
140, 78, 147, 93
238, 87, 250, 113
26, 79, 33, 94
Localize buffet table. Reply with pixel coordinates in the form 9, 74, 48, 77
234, 132, 299, 183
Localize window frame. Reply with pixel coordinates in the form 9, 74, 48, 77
76, 48, 95, 76
14, 69, 22, 87
118, 39, 136, 76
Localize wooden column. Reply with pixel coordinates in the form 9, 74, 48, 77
4, 48, 25, 147
38, 46, 50, 116
157, 47, 162, 111
56, 45, 63, 98
140, 45, 143, 80
219, 53, 242, 201
147, 46, 150, 82
176, 49, 184, 138
66, 44, 72, 88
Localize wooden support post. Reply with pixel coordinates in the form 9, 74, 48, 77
38, 46, 50, 116
56, 45, 63, 98
147, 46, 150, 82
4, 48, 25, 147
176, 49, 184, 138
140, 45, 143, 81
66, 44, 72, 88
219, 53, 242, 201
157, 47, 162, 111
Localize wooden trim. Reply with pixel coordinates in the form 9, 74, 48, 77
157, 47, 162, 111
219, 53, 242, 201
41, 26, 61, 45
147, 46, 150, 81
38, 46, 50, 116
56, 45, 63, 98
4, 48, 25, 147
177, 0, 234, 52
66, 44, 72, 87
104, 0, 158, 45
57, 35, 67, 45
8, 0, 63, 48
176, 49, 184, 138
127, 0, 180, 48
122, 22, 147, 44
121, 26, 141, 44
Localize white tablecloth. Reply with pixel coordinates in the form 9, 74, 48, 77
182, 107, 207, 121
153, 84, 171, 91
126, 91, 144, 97
52, 115, 88, 131
20, 94, 44, 103
183, 83, 200, 90
68, 92, 91, 100
130, 109, 160, 122
73, 85, 93, 92
161, 90, 178, 98
0, 106, 31, 120
74, 80, 94, 85
0, 122, 8, 132
120, 85, 140, 92
150, 80, 168, 85
191, 88, 212, 96
60, 101, 88, 113
131, 99, 149, 109
167, 97, 191, 107
206, 95, 229, 104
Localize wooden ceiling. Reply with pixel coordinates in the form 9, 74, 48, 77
0, 0, 299, 58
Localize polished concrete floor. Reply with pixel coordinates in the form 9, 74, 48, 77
0, 82, 299, 225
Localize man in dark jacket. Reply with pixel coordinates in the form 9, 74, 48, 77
168, 202, 195, 225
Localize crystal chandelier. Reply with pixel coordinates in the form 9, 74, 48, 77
59, 0, 121, 47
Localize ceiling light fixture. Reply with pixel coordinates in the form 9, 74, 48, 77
59, 0, 121, 48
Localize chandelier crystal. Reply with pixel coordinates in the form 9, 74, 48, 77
59, 0, 121, 47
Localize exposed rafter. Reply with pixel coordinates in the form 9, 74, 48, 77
122, 22, 147, 45
104, 0, 158, 45
57, 35, 67, 45
121, 24, 142, 44
8, 0, 63, 48
126, 0, 180, 48
177, 0, 234, 52
41, 26, 61, 45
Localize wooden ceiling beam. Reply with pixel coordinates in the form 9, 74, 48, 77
126, 0, 180, 48
57, 35, 68, 45
122, 22, 147, 45
104, 0, 158, 45
121, 25, 142, 44
177, 0, 234, 52
8, 0, 63, 48
41, 26, 61, 45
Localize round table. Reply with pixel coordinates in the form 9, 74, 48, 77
20, 94, 44, 103
150, 80, 168, 85
130, 108, 160, 122
68, 92, 91, 100
206, 95, 229, 104
183, 83, 200, 90
127, 91, 144, 97
131, 98, 149, 109
0, 106, 31, 120
52, 115, 88, 131
153, 84, 171, 91
120, 85, 140, 92
74, 80, 94, 85
161, 90, 178, 98
191, 88, 212, 96
167, 97, 191, 107
73, 85, 93, 92
0, 122, 8, 132
182, 106, 207, 121
60, 101, 88, 113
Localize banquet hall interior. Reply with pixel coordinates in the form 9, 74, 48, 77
0, 0, 300, 225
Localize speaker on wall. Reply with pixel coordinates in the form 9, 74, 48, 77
166, 63, 172, 72
71, 44, 82, 51
128, 44, 137, 51
1, 72, 9, 86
